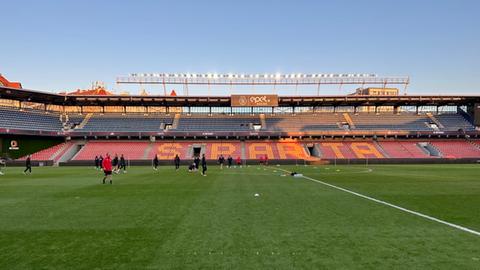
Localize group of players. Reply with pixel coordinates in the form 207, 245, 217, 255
94, 154, 127, 184
216, 154, 243, 169
96, 153, 248, 184
7, 153, 266, 185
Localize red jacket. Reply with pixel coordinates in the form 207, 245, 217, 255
102, 156, 112, 171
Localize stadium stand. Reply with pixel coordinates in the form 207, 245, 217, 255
316, 142, 360, 159
66, 114, 86, 129
344, 142, 384, 158
73, 141, 150, 160
0, 105, 478, 162
245, 141, 309, 159
0, 107, 476, 134
175, 115, 259, 131
349, 113, 433, 131
377, 141, 432, 158
72, 113, 173, 132
19, 141, 74, 161
435, 113, 476, 131
0, 108, 62, 132
264, 113, 344, 131
203, 142, 242, 160
15, 138, 480, 161
150, 142, 191, 160
429, 140, 480, 158
73, 141, 233, 161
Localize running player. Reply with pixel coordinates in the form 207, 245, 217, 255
102, 154, 113, 184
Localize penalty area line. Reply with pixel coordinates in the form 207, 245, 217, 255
273, 167, 480, 237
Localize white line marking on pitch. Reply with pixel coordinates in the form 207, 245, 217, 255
273, 167, 480, 237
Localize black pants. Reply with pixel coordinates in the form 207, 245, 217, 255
119, 164, 126, 170
202, 165, 207, 175
24, 165, 31, 173
175, 163, 180, 169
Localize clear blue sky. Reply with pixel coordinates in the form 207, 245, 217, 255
1, 0, 479, 95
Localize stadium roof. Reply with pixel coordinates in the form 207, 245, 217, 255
0, 85, 479, 107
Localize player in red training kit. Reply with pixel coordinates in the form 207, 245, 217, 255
102, 154, 113, 184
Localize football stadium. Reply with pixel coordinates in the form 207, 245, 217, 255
0, 72, 479, 269
1, 1, 480, 269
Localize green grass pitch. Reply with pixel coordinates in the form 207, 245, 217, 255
0, 164, 479, 269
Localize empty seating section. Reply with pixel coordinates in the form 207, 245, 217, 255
429, 141, 480, 158
378, 141, 431, 158
435, 113, 475, 131
350, 113, 431, 131
52, 142, 76, 162
0, 108, 62, 131
203, 142, 242, 160
19, 142, 71, 161
150, 142, 191, 159
317, 142, 360, 159
67, 114, 85, 126
74, 114, 172, 132
398, 141, 433, 158
245, 141, 309, 159
264, 114, 342, 132
22, 139, 480, 161
175, 115, 258, 131
149, 142, 242, 160
73, 141, 149, 160
0, 108, 475, 134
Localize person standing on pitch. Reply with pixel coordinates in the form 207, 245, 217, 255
119, 154, 127, 173
99, 155, 104, 170
102, 154, 113, 184
153, 154, 159, 171
201, 154, 207, 176
23, 155, 32, 175
218, 154, 225, 169
236, 156, 242, 168
227, 155, 233, 168
174, 154, 180, 171
112, 154, 119, 174
94, 155, 99, 170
